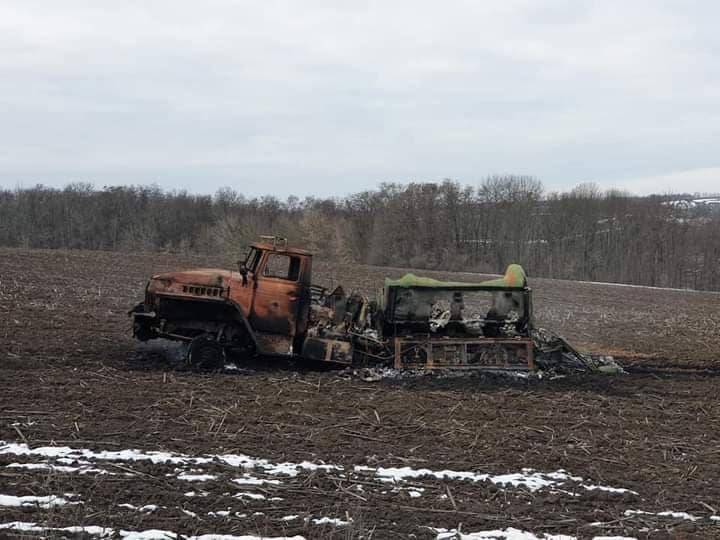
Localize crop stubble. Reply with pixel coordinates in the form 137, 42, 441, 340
1, 248, 719, 538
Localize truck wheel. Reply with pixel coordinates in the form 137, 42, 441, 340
133, 322, 154, 342
188, 336, 225, 370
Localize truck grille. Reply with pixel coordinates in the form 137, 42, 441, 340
181, 285, 224, 298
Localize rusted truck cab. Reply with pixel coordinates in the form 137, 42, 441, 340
232, 240, 313, 353
131, 237, 315, 367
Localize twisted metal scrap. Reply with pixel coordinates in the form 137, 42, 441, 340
532, 327, 624, 374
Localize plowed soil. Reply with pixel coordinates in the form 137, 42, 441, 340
1, 248, 720, 539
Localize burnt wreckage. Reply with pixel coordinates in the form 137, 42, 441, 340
131, 237, 613, 373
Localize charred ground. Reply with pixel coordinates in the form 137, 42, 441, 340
1, 248, 719, 539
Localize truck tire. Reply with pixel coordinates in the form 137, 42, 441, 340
188, 336, 225, 370
133, 321, 154, 342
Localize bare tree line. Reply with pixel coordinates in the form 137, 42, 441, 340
1, 177, 718, 290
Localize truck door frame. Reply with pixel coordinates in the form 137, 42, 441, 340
249, 250, 304, 338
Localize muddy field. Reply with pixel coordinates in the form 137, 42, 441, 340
1, 248, 720, 539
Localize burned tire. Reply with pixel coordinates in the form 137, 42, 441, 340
133, 321, 154, 342
188, 336, 226, 370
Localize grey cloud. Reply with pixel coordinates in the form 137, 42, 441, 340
1, 1, 719, 196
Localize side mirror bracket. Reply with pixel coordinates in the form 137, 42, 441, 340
237, 261, 248, 286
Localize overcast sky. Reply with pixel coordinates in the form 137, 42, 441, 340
1, 1, 718, 197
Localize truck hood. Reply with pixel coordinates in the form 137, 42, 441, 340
151, 268, 238, 288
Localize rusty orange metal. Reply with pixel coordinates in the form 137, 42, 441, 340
142, 240, 314, 355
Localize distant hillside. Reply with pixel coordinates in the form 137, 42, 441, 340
1, 178, 718, 291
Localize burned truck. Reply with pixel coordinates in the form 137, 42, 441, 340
131, 237, 583, 371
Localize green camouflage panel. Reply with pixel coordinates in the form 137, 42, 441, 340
384, 264, 527, 290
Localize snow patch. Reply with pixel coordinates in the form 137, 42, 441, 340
0, 494, 77, 508
120, 531, 177, 539
1, 440, 636, 509
191, 537, 304, 540
0, 521, 112, 536
184, 491, 209, 497
190, 536, 305, 540
232, 475, 281, 486
234, 492, 266, 500
433, 528, 637, 540
0, 441, 339, 479
178, 473, 217, 482
119, 504, 159, 513
208, 510, 231, 517
311, 516, 352, 526
582, 484, 637, 495
625, 509, 699, 521
0, 521, 305, 540
357, 465, 632, 495
217, 454, 340, 477
434, 527, 576, 539
0, 442, 193, 465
